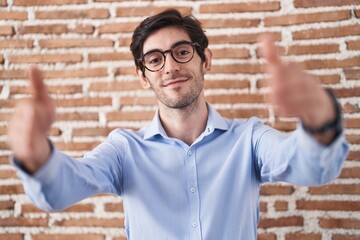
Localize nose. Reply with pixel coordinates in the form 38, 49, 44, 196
164, 52, 181, 74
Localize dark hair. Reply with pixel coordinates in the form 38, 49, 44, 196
130, 9, 208, 74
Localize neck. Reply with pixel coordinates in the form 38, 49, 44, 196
158, 96, 208, 146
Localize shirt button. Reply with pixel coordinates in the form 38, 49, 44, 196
187, 150, 192, 156
190, 187, 196, 193
192, 222, 198, 228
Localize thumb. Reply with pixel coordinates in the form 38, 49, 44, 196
27, 65, 48, 101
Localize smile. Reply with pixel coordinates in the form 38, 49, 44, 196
162, 77, 189, 87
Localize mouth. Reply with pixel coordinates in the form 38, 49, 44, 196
162, 77, 189, 87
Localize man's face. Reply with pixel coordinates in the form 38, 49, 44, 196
137, 26, 210, 109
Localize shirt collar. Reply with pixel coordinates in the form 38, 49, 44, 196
143, 103, 229, 140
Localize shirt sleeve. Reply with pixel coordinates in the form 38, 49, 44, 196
252, 120, 350, 185
11, 130, 126, 212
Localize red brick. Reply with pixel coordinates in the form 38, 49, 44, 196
104, 202, 124, 212
297, 200, 360, 211
107, 111, 155, 121
0, 184, 24, 194
72, 127, 115, 137
260, 185, 294, 195
36, 9, 109, 19
335, 87, 360, 98
45, 68, 108, 79
69, 24, 94, 34
339, 167, 360, 178
211, 63, 263, 74
0, 39, 33, 48
319, 218, 360, 229
0, 0, 7, 6
99, 22, 139, 34
0, 217, 48, 227
14, 0, 87, 5
89, 81, 142, 92
19, 24, 69, 34
218, 108, 269, 119
309, 184, 360, 195
207, 94, 265, 104
211, 47, 249, 59
204, 80, 250, 90
200, 2, 280, 13
39, 38, 114, 48
120, 96, 157, 106
116, 6, 192, 17
346, 134, 360, 144
258, 216, 303, 228
274, 201, 288, 211
0, 155, 10, 164
0, 200, 15, 210
265, 10, 350, 26
201, 18, 260, 28
356, 10, 360, 18
343, 103, 360, 114
118, 36, 132, 47
0, 26, 14, 35
9, 54, 82, 64
0, 10, 28, 20
0, 169, 17, 179
0, 234, 23, 240
209, 31, 281, 44
333, 234, 360, 240
259, 201, 267, 212
347, 40, 360, 50
56, 112, 98, 121
257, 233, 276, 240
293, 24, 360, 39
285, 233, 321, 240
22, 203, 94, 213
294, 0, 360, 7
115, 66, 137, 76
55, 142, 100, 151
54, 217, 124, 228
55, 97, 112, 107
345, 118, 360, 128
88, 52, 133, 62
33, 234, 104, 240
301, 57, 360, 70
344, 68, 360, 80
287, 43, 339, 55
11, 85, 82, 95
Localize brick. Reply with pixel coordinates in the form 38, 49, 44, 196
260, 185, 294, 195
44, 68, 108, 79
340, 167, 360, 178
347, 40, 360, 50
11, 85, 83, 95
204, 80, 250, 90
297, 200, 360, 211
258, 216, 303, 228
72, 127, 115, 137
107, 111, 154, 121
211, 47, 249, 59
39, 38, 114, 48
69, 24, 94, 34
201, 18, 260, 28
9, 54, 82, 64
22, 203, 94, 213
55, 142, 100, 151
333, 234, 360, 240
49, 128, 62, 136
287, 43, 339, 55
116, 6, 192, 17
206, 94, 265, 104
211, 63, 263, 74
120, 96, 157, 106
56, 112, 98, 121
0, 0, 7, 6
0, 155, 10, 164
0, 26, 14, 35
209, 31, 281, 44
257, 233, 276, 240
118, 36, 132, 47
285, 233, 321, 240
274, 201, 288, 211
88, 52, 133, 62
293, 24, 360, 40
14, 0, 87, 5
294, 0, 360, 7
0, 169, 16, 179
0, 200, 15, 210
0, 234, 23, 240
345, 118, 360, 128
265, 10, 350, 26
104, 202, 124, 212
347, 134, 360, 144
99, 22, 139, 34
54, 217, 124, 228
115, 66, 137, 76
55, 97, 112, 107
334, 87, 360, 98
301, 57, 360, 70
218, 108, 269, 119
112, 238, 127, 240
0, 141, 9, 150
0, 184, 24, 194
0, 55, 3, 64
36, 9, 109, 19
89, 81, 142, 92
19, 24, 69, 34
344, 68, 360, 80
309, 184, 360, 195
0, 10, 28, 20
343, 103, 360, 114
0, 217, 48, 226
259, 201, 267, 212
33, 234, 104, 240
0, 39, 33, 48
200, 2, 280, 13
319, 218, 360, 229
356, 10, 360, 18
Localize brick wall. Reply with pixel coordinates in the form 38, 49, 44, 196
0, 0, 359, 239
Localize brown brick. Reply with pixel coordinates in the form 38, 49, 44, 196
56, 112, 98, 121
0, 39, 33, 48
319, 218, 360, 229
0, 55, 3, 64
0, 0, 7, 6
88, 52, 133, 62
343, 103, 360, 114
309, 184, 360, 195
11, 85, 83, 95
259, 201, 267, 212
99, 22, 139, 34
275, 201, 288, 211
39, 38, 113, 48
44, 67, 108, 79
33, 234, 105, 240
0, 26, 14, 35
301, 57, 360, 70
0, 169, 17, 179
9, 54, 82, 64
201, 18, 260, 28
0, 234, 23, 240
14, 0, 87, 5
347, 40, 360, 50
334, 87, 360, 98
54, 217, 124, 228
294, 0, 360, 7
345, 118, 360, 128
0, 217, 48, 227
297, 200, 360, 211
218, 108, 269, 119
0, 10, 28, 20
118, 36, 132, 47
19, 24, 68, 34
69, 24, 94, 34
72, 127, 115, 137
209, 31, 281, 44
0, 200, 15, 210
206, 94, 265, 104
287, 43, 339, 55
293, 24, 360, 40
260, 185, 294, 195
333, 234, 360, 240
120, 96, 157, 106
55, 142, 100, 151
115, 66, 137, 76
200, 2, 280, 13
211, 47, 249, 59
356, 10, 360, 18
36, 9, 109, 19
0, 155, 10, 164
340, 167, 360, 178
344, 68, 360, 80
22, 203, 94, 213
104, 202, 124, 212
0, 184, 24, 194
257, 233, 276, 240
107, 111, 155, 121
204, 79, 250, 90
346, 134, 360, 144
89, 81, 142, 92
211, 63, 263, 74
258, 216, 303, 228
285, 233, 321, 240
116, 6, 192, 17
55, 97, 112, 107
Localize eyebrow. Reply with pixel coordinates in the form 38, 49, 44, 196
143, 40, 191, 56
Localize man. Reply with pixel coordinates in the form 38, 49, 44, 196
8, 9, 349, 240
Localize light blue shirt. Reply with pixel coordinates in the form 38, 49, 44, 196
14, 104, 349, 240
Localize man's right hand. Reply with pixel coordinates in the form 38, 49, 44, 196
7, 65, 56, 173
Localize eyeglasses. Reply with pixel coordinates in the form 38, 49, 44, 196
138, 41, 200, 72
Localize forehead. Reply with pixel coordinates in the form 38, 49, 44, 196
142, 26, 191, 53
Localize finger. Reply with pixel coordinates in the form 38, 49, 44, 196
259, 34, 281, 66
27, 65, 48, 101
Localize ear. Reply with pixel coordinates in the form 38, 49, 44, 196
136, 68, 151, 89
202, 48, 212, 73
